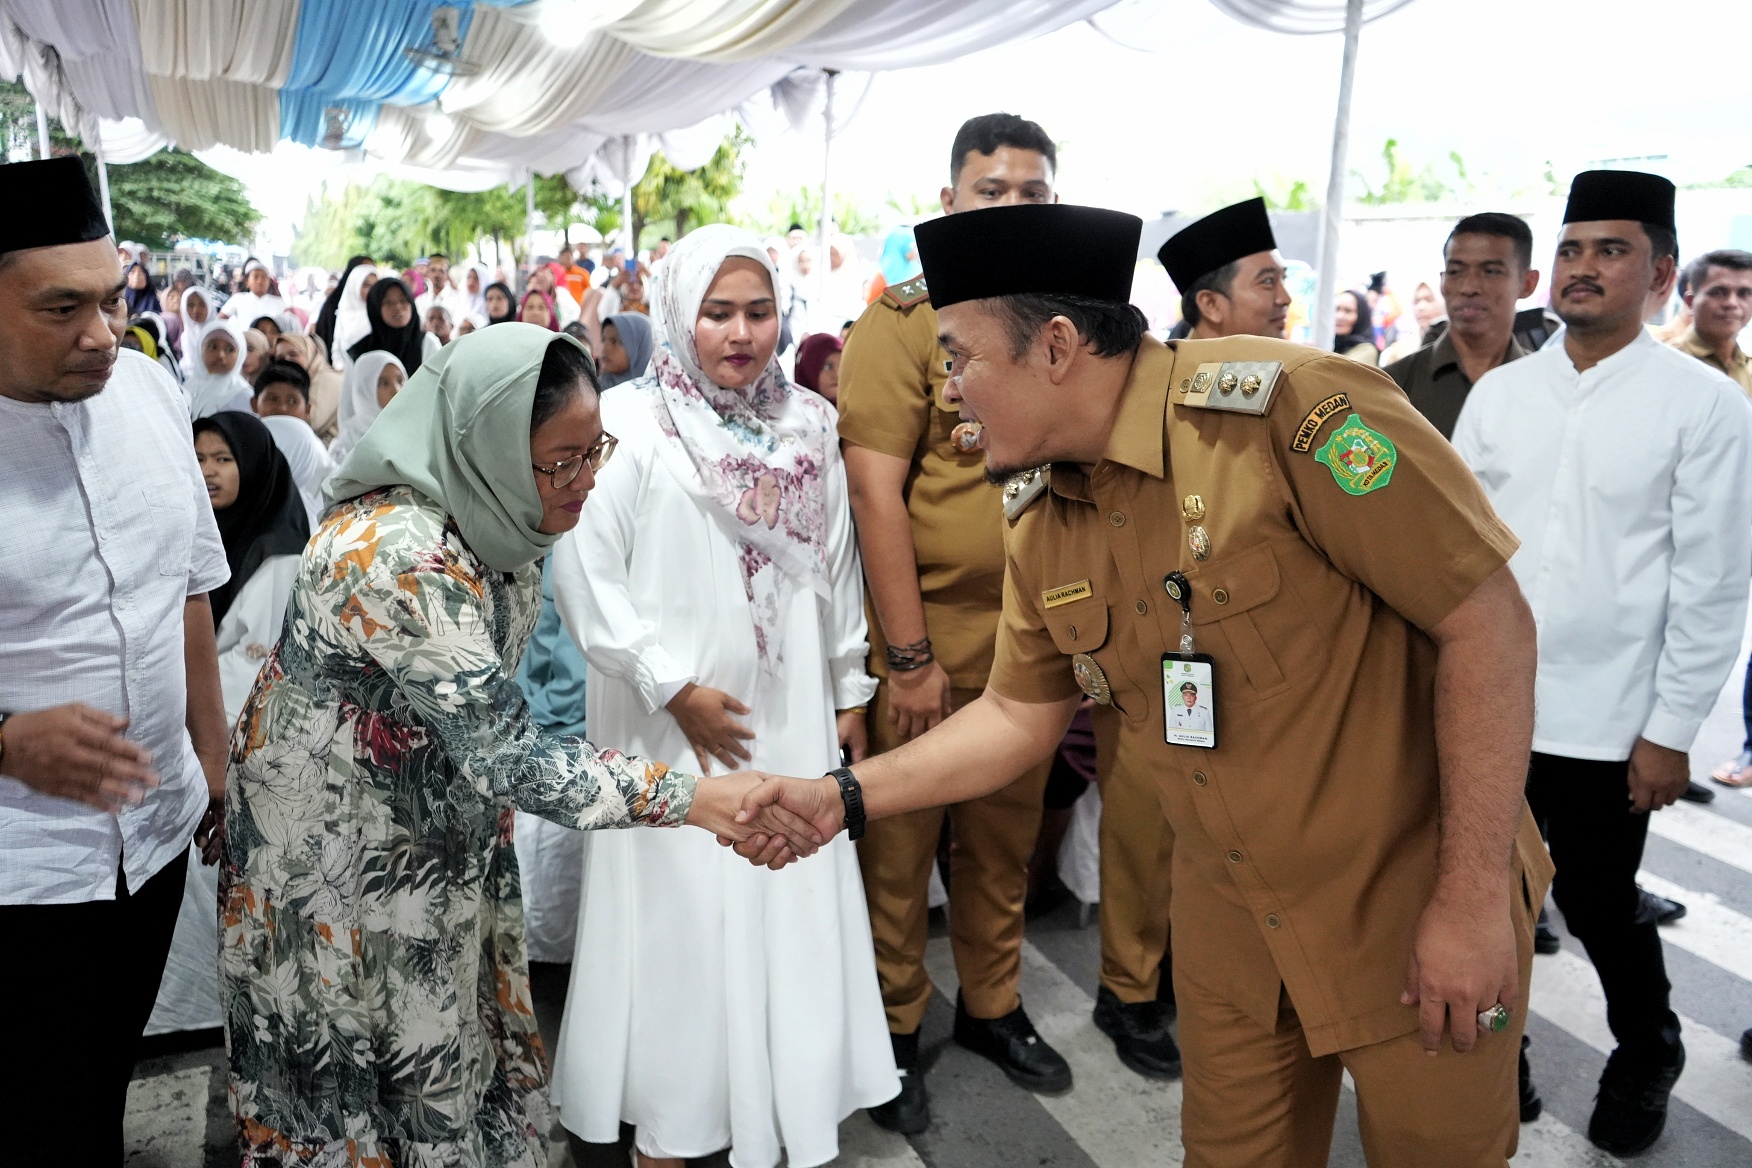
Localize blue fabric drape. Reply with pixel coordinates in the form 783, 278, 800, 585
278, 90, 380, 149
285, 0, 476, 106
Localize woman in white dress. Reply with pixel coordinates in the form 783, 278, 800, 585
549, 224, 897, 1168
148, 410, 311, 1035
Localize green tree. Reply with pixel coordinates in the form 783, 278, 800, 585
631, 128, 750, 245
292, 177, 526, 269
1252, 176, 1314, 212
1351, 138, 1467, 206
757, 185, 883, 238
107, 150, 259, 248
1685, 165, 1752, 190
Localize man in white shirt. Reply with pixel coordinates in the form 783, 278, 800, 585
1454, 169, 1752, 1157
0, 156, 232, 1166
414, 251, 471, 330
217, 256, 287, 324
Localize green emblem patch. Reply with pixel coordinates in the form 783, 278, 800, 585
1313, 413, 1396, 495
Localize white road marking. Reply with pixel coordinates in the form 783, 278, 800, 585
1647, 800, 1752, 879
924, 937, 1184, 1167
1529, 949, 1752, 1144
123, 1065, 209, 1168
1635, 870, 1752, 983
832, 1110, 930, 1167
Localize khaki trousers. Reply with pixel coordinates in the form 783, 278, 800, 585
858, 684, 1051, 1031
1092, 705, 1175, 1002
1174, 910, 1534, 1167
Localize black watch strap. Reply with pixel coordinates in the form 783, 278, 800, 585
828, 766, 866, 842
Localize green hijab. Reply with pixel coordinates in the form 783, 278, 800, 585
326, 322, 588, 573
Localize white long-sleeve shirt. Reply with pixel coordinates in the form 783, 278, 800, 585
1453, 328, 1752, 760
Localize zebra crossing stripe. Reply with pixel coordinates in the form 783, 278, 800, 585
1635, 870, 1752, 983
1529, 949, 1752, 1144
1647, 801, 1752, 879
925, 938, 1622, 1167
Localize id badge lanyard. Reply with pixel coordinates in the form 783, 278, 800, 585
1162, 571, 1218, 749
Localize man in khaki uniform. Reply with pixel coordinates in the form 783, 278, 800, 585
742, 202, 1555, 1166
836, 113, 1070, 1132
1670, 248, 1752, 397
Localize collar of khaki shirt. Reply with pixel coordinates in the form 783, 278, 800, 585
1673, 325, 1751, 375
1047, 336, 1174, 503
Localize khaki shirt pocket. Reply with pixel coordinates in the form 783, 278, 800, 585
1190, 542, 1289, 700
1041, 593, 1109, 655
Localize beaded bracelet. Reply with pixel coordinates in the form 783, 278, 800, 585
886, 637, 934, 672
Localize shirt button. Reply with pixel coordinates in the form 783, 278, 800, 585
1265, 914, 1281, 929
1134, 600, 1147, 615
1192, 771, 1208, 786
1227, 850, 1243, 864
1212, 588, 1230, 605
1109, 511, 1126, 527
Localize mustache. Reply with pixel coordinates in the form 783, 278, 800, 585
1561, 278, 1604, 297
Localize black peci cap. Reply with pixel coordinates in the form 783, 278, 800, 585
0, 156, 109, 255
1563, 170, 1676, 230
915, 204, 1143, 309
1157, 197, 1278, 291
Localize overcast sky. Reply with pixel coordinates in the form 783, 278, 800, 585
233, 0, 1752, 253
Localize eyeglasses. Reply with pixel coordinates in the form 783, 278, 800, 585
533, 432, 617, 489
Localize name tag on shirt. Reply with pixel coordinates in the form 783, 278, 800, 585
1162, 653, 1218, 749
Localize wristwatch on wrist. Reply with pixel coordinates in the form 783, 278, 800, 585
828, 766, 866, 841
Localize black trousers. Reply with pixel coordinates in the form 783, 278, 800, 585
0, 848, 190, 1166
1525, 753, 1681, 1060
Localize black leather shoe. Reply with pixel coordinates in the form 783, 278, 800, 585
868, 1030, 930, 1135
1534, 908, 1561, 955
1680, 779, 1716, 804
1741, 1027, 1752, 1063
953, 994, 1073, 1093
1636, 888, 1686, 926
1519, 1034, 1542, 1122
1093, 986, 1182, 1080
1588, 1042, 1685, 1156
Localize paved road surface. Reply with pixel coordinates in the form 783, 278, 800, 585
125, 632, 1752, 1167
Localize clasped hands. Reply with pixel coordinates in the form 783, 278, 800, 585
683, 771, 847, 869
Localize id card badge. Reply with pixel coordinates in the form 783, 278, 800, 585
1162, 653, 1218, 749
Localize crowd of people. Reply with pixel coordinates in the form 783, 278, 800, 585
2, 101, 1751, 1168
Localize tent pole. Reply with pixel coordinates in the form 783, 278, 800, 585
35, 102, 51, 158
95, 138, 113, 233
622, 135, 635, 254
1312, 0, 1364, 351
817, 69, 837, 326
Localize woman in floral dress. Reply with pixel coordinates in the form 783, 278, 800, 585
219, 324, 794, 1167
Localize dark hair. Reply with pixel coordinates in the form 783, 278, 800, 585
531, 338, 601, 432
949, 113, 1056, 187
1642, 222, 1679, 264
561, 321, 591, 342
1180, 259, 1241, 328
1335, 289, 1375, 351
253, 360, 310, 401
987, 293, 1147, 360
1446, 212, 1534, 271
428, 252, 449, 263
1682, 248, 1752, 294
250, 315, 281, 334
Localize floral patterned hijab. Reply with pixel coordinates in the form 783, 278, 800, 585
640, 223, 835, 670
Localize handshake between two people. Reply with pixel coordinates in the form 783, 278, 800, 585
682, 771, 847, 870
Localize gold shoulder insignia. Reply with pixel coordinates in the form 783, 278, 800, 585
881, 274, 930, 311
1170, 360, 1284, 417
1003, 466, 1049, 522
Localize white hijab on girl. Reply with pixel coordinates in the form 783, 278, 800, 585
328, 349, 405, 465
184, 318, 254, 419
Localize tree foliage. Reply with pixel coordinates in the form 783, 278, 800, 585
1252, 176, 1315, 212
756, 185, 884, 238
107, 150, 260, 248
292, 177, 527, 269
631, 127, 750, 245
1351, 138, 1470, 206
